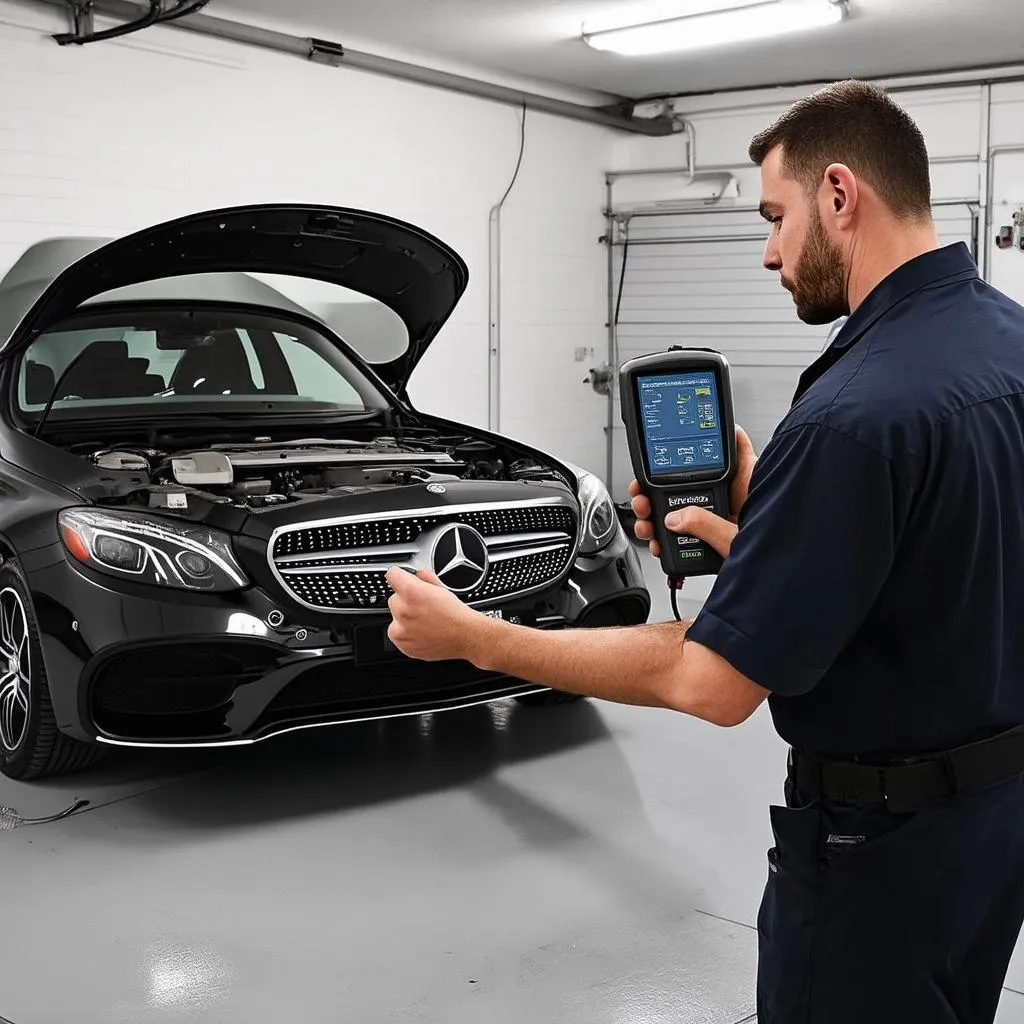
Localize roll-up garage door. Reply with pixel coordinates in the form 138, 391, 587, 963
605, 202, 977, 498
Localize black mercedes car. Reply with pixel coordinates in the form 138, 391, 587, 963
0, 204, 649, 780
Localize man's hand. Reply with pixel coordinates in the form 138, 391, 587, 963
630, 425, 756, 560
382, 530, 767, 726
385, 567, 492, 662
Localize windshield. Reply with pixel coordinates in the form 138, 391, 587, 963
14, 307, 391, 422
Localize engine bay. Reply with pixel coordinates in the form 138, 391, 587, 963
76, 431, 569, 511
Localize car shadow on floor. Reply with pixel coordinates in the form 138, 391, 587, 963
56, 699, 718, 926
56, 698, 629, 833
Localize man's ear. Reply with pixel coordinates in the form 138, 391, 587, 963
821, 162, 859, 228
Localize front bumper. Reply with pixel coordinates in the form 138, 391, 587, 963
23, 529, 648, 748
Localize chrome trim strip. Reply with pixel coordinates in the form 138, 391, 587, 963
485, 531, 572, 549
266, 497, 581, 616
488, 542, 573, 563
93, 685, 549, 748
275, 543, 419, 566
279, 562, 407, 576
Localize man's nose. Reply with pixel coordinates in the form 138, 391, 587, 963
762, 235, 782, 272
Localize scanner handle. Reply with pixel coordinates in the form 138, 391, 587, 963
648, 483, 732, 578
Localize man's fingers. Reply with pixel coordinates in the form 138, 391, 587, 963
630, 493, 652, 520
387, 566, 439, 592
649, 539, 661, 558
634, 519, 654, 542
628, 479, 643, 498
386, 566, 415, 593
665, 507, 738, 558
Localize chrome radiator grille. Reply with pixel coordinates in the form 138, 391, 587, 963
270, 499, 579, 612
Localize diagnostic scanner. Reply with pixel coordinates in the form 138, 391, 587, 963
619, 347, 736, 578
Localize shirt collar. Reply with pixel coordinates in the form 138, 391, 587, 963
792, 242, 979, 404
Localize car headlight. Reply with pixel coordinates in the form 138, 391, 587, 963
58, 508, 248, 592
576, 470, 619, 555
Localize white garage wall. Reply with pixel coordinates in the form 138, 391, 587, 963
0, 0, 614, 475
606, 79, 1024, 455
989, 82, 1024, 308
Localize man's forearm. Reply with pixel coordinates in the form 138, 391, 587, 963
467, 618, 693, 710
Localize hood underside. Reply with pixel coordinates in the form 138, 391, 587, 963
0, 205, 469, 392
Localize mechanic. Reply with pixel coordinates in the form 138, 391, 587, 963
385, 80, 1024, 1023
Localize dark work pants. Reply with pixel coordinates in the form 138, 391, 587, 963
756, 774, 1024, 1023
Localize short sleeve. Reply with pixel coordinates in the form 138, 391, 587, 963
685, 422, 910, 697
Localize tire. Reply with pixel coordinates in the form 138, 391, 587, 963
0, 560, 103, 781
514, 690, 585, 707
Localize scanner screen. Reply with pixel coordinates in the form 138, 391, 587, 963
636, 371, 726, 475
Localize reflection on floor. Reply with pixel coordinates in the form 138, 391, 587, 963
0, 553, 1021, 1023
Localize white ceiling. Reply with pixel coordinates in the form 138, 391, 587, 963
214, 0, 1024, 100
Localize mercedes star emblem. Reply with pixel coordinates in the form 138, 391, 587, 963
431, 524, 489, 593
426, 483, 447, 495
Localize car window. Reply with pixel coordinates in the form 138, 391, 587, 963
16, 310, 385, 417
274, 333, 362, 405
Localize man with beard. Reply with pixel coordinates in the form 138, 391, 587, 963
385, 80, 1024, 1023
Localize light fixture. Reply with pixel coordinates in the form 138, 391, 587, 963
582, 0, 847, 56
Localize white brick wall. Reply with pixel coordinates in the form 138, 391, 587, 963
0, 0, 615, 476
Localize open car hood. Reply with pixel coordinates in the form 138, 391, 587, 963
0, 205, 469, 394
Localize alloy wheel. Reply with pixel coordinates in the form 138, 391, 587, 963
0, 587, 31, 753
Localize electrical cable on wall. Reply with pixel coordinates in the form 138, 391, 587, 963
496, 100, 528, 209
53, 0, 211, 46
612, 223, 630, 370
487, 101, 528, 433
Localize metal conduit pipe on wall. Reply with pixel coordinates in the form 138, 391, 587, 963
36, 0, 680, 136
656, 62, 1024, 113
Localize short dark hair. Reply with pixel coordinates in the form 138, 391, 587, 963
748, 80, 932, 220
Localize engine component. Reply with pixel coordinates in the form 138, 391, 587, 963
147, 485, 191, 511
93, 450, 151, 472
273, 468, 305, 494
246, 494, 290, 507
171, 451, 233, 486
229, 479, 272, 497
78, 431, 567, 513
209, 442, 456, 470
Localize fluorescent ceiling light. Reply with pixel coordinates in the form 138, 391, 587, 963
582, 0, 847, 56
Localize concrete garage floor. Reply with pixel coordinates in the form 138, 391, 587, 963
2, 555, 1024, 1023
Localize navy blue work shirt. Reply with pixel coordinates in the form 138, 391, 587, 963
686, 243, 1024, 760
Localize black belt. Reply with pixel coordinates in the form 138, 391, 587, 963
788, 724, 1024, 814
